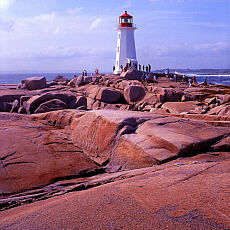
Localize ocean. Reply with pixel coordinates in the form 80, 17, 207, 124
181, 74, 230, 86
0, 71, 230, 86
0, 73, 78, 85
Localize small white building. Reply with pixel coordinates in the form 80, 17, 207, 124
114, 11, 138, 74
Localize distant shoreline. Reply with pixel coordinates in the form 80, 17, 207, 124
0, 70, 230, 86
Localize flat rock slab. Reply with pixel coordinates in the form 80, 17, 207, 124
1, 158, 229, 229
69, 110, 230, 170
162, 101, 203, 114
0, 113, 99, 194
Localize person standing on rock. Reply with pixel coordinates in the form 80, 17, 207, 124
83, 70, 87, 76
143, 65, 145, 72
148, 64, 151, 72
146, 66, 149, 72
139, 64, 141, 71
193, 75, 196, 83
113, 66, 115, 72
189, 79, 192, 87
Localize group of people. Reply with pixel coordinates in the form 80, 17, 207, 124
141, 73, 157, 83
112, 63, 152, 73
139, 64, 151, 72
82, 69, 99, 77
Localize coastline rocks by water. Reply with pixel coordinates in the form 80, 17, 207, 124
0, 73, 230, 119
96, 87, 121, 103
162, 101, 203, 114
124, 85, 146, 104
120, 69, 143, 80
53, 75, 69, 85
34, 99, 68, 113
25, 76, 47, 90
0, 72, 230, 229
1, 109, 229, 195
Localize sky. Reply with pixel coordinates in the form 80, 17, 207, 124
0, 0, 229, 73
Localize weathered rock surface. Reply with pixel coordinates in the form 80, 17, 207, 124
34, 99, 68, 113
68, 96, 87, 109
25, 93, 76, 114
162, 101, 203, 114
1, 155, 230, 229
53, 75, 69, 85
0, 90, 26, 103
25, 76, 47, 90
76, 75, 84, 86
0, 74, 230, 229
0, 112, 99, 194
124, 85, 146, 104
0, 101, 11, 112
0, 107, 230, 229
120, 69, 143, 80
10, 99, 19, 113
96, 87, 121, 103
208, 104, 230, 117
68, 110, 230, 170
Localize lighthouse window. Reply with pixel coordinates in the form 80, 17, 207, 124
117, 46, 119, 52
120, 17, 132, 23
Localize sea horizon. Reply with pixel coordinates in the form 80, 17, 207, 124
0, 69, 230, 86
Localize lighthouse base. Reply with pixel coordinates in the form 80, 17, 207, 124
113, 69, 121, 74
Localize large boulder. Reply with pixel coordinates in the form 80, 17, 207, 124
208, 104, 230, 117
69, 96, 87, 109
0, 112, 99, 194
141, 93, 158, 106
96, 88, 121, 103
120, 70, 142, 81
76, 75, 84, 87
25, 76, 47, 90
117, 80, 131, 90
34, 99, 68, 114
69, 110, 230, 170
162, 101, 203, 114
67, 77, 78, 87
152, 87, 184, 103
221, 94, 230, 104
25, 93, 69, 114
53, 75, 69, 84
124, 85, 146, 104
0, 90, 25, 103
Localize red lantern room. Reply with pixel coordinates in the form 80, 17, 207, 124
119, 11, 133, 27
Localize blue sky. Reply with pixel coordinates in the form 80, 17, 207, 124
0, 0, 229, 72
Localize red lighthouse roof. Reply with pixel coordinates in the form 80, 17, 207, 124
120, 11, 133, 18
119, 11, 134, 27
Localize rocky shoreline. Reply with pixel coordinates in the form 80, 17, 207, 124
0, 70, 229, 229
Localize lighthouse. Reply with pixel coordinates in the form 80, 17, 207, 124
114, 11, 138, 74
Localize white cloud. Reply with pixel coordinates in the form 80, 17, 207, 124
68, 7, 83, 15
89, 18, 102, 30
124, 0, 132, 8
0, 16, 14, 31
0, 11, 117, 72
0, 0, 16, 11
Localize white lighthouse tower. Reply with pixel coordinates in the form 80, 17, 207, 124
114, 11, 138, 74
